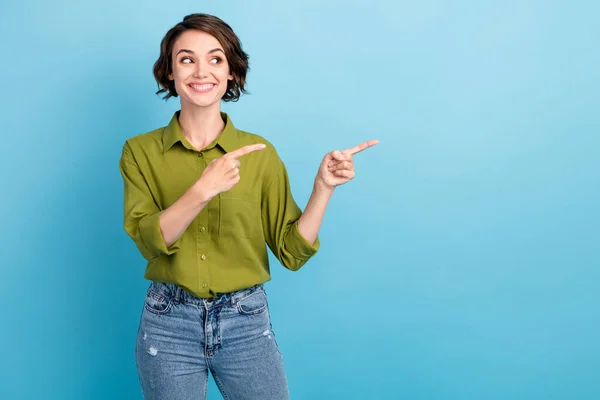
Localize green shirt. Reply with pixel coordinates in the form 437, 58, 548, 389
119, 111, 320, 298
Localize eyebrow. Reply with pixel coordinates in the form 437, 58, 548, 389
175, 48, 225, 56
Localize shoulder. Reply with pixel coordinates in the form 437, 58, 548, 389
120, 126, 166, 160
234, 129, 289, 189
234, 128, 280, 160
123, 127, 164, 150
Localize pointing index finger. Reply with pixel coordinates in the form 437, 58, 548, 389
344, 139, 379, 156
227, 143, 267, 159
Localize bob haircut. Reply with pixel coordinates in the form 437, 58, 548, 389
153, 13, 249, 102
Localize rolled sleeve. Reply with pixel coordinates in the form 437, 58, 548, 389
261, 148, 320, 271
284, 220, 320, 260
138, 210, 181, 257
120, 141, 181, 260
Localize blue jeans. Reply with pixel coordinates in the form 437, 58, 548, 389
135, 281, 290, 400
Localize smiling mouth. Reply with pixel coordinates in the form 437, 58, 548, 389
188, 83, 215, 93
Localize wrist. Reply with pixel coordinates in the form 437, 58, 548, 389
191, 179, 214, 204
313, 178, 335, 196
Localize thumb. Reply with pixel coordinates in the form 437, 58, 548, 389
327, 150, 344, 167
331, 150, 345, 161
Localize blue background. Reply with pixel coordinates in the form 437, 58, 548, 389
1, 0, 598, 399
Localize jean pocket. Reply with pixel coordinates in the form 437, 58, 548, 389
144, 288, 173, 315
236, 290, 268, 315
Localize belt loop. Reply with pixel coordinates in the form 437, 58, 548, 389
174, 285, 182, 304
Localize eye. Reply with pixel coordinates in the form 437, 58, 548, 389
180, 57, 193, 64
210, 57, 222, 64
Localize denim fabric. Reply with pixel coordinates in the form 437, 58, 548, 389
135, 281, 290, 400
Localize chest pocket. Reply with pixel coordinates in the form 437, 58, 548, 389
219, 190, 262, 239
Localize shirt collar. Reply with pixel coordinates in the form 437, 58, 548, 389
162, 111, 238, 154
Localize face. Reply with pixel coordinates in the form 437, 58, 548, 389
169, 30, 233, 111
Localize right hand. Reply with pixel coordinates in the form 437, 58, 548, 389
196, 143, 267, 201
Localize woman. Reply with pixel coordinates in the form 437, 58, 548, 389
119, 13, 377, 400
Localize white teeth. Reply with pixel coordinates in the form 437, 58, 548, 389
191, 84, 213, 91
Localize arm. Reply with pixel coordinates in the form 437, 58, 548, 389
158, 186, 209, 248
296, 181, 334, 245
297, 140, 380, 245
119, 141, 208, 260
261, 140, 378, 270
261, 152, 321, 271
120, 141, 266, 260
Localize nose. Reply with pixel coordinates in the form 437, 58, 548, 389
193, 59, 209, 78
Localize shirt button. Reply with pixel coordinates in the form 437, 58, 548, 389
200, 227, 206, 233
202, 283, 207, 288
201, 254, 206, 260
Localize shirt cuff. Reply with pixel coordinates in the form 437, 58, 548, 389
138, 211, 181, 257
286, 220, 320, 260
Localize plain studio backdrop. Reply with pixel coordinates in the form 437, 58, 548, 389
1, 0, 598, 399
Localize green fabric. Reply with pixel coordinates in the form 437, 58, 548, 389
119, 111, 320, 298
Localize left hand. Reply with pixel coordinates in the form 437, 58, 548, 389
315, 139, 379, 190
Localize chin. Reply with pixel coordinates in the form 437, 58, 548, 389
184, 91, 226, 107
180, 95, 220, 109
193, 100, 221, 108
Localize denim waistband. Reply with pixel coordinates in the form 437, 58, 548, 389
147, 281, 264, 308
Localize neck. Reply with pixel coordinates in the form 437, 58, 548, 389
178, 103, 225, 151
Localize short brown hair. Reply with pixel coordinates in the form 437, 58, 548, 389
153, 13, 250, 102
